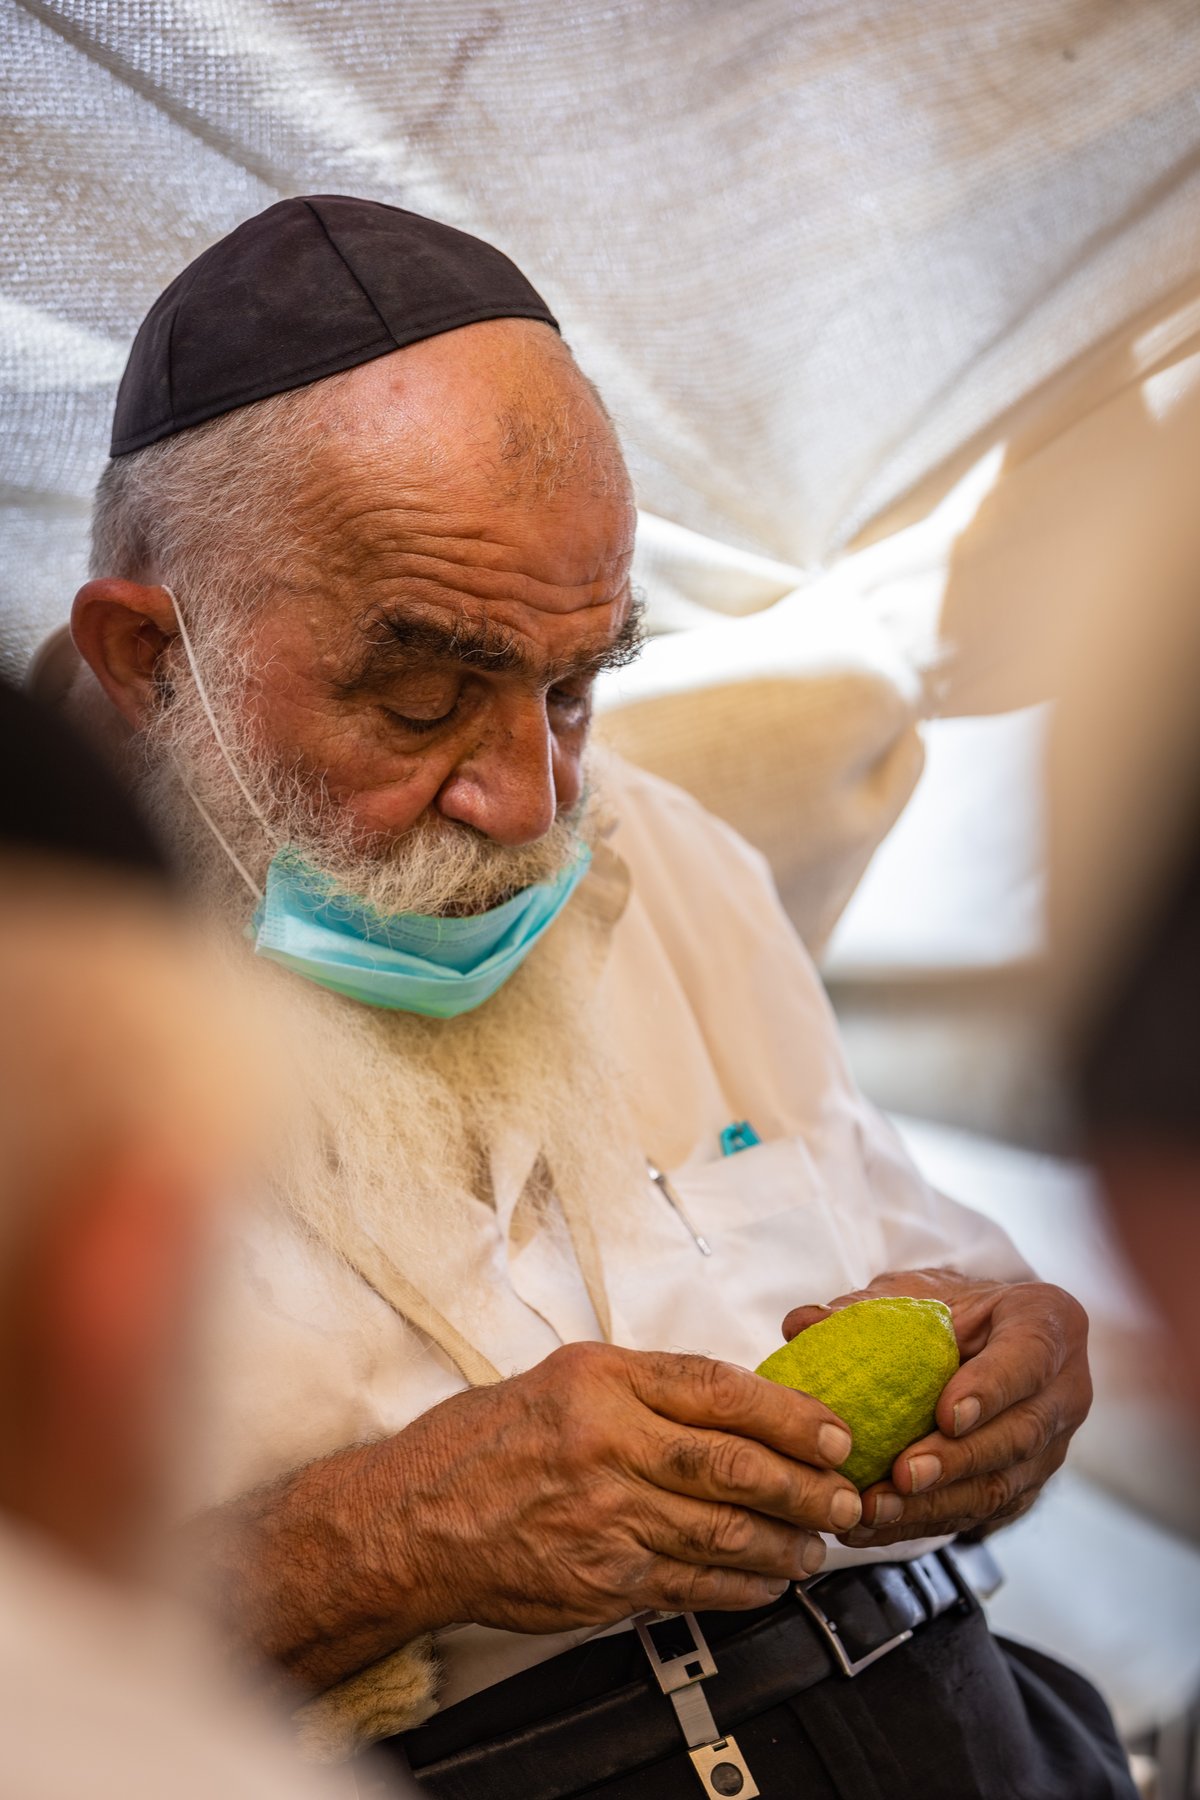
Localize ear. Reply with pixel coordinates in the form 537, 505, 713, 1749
71, 579, 178, 731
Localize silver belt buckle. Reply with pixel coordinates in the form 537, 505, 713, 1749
794, 1576, 914, 1677
795, 1541, 1003, 1678
634, 1611, 760, 1799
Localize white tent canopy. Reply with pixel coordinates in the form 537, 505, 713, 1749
5, 0, 1200, 948
6, 0, 1200, 641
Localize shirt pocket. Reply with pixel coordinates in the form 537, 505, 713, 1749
608, 1138, 885, 1366
668, 1137, 827, 1235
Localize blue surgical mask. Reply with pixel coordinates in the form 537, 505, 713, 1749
251, 844, 590, 1017
165, 587, 591, 1017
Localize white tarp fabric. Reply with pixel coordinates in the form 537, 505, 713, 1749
4, 0, 1200, 942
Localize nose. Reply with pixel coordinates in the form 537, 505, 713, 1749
434, 703, 567, 846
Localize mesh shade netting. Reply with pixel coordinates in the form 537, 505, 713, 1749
5, 0, 1200, 678
5, 1, 1200, 950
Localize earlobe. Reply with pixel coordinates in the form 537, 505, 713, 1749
71, 579, 178, 730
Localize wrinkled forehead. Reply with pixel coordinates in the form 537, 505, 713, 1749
280, 327, 636, 620
301, 322, 629, 499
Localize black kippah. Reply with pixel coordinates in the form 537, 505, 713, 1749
110, 195, 560, 456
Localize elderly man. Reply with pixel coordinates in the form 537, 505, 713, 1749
63, 196, 1133, 1798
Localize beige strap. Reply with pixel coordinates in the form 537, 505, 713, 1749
343, 1168, 613, 1382
551, 1161, 614, 1344
341, 1230, 504, 1388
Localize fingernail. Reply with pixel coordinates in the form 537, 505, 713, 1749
907, 1454, 942, 1492
818, 1424, 852, 1465
953, 1397, 981, 1436
765, 1578, 789, 1596
800, 1535, 827, 1575
872, 1494, 903, 1525
829, 1489, 862, 1530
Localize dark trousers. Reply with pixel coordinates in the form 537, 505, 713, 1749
570, 1615, 1136, 1800
380, 1606, 1136, 1800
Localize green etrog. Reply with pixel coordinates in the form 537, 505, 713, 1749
755, 1296, 959, 1490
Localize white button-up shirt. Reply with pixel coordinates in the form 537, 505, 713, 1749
199, 754, 1029, 1704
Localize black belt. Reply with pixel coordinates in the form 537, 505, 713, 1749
375, 1542, 1003, 1800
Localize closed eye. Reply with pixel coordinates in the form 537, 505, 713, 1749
383, 683, 591, 738
384, 705, 457, 736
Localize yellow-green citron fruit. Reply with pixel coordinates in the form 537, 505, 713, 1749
756, 1297, 960, 1490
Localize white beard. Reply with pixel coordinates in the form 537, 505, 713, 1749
134, 670, 642, 1334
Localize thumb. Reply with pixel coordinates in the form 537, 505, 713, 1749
781, 1269, 948, 1342
781, 1292, 864, 1342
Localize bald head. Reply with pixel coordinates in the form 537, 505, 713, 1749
314, 318, 619, 493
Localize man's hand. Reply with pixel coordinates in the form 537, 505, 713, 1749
781, 1269, 1091, 1547
375, 1342, 863, 1633
196, 1341, 863, 1691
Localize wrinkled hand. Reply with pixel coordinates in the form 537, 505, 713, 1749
367, 1341, 865, 1636
781, 1269, 1092, 1547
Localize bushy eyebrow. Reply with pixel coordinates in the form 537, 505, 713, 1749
345, 592, 646, 691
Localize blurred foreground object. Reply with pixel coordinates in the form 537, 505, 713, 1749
1028, 373, 1200, 1785
0, 681, 360, 1799
1042, 376, 1200, 1415
1067, 740, 1200, 1418
1080, 809, 1200, 1416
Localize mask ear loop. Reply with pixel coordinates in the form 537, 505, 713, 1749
183, 780, 266, 906
161, 584, 275, 906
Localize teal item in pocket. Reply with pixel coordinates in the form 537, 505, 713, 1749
720, 1120, 762, 1157
251, 843, 591, 1017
